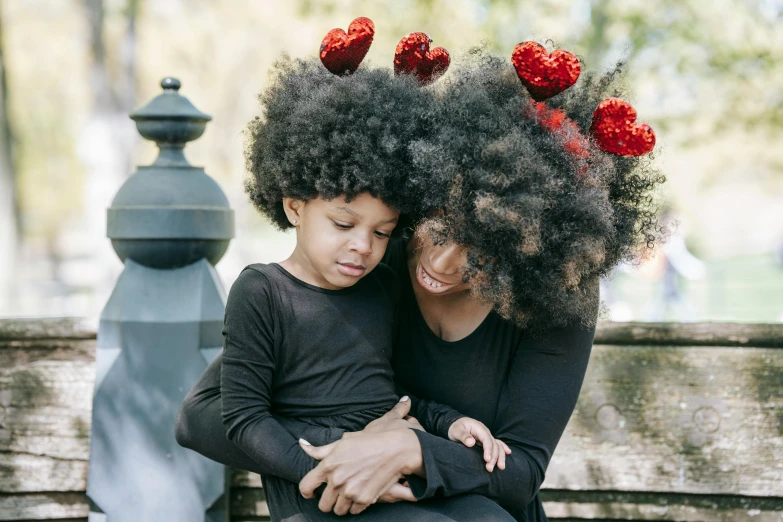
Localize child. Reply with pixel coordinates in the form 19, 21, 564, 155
219, 58, 509, 521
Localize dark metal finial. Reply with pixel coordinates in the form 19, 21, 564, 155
161, 77, 181, 91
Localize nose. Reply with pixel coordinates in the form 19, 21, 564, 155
348, 231, 373, 256
428, 243, 462, 276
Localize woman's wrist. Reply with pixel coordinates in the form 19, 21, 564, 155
396, 428, 425, 476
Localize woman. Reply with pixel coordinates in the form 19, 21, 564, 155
176, 52, 665, 520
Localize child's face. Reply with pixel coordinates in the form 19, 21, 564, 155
284, 193, 399, 290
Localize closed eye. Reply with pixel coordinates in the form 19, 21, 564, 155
333, 220, 391, 238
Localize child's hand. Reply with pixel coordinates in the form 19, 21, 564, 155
448, 417, 512, 472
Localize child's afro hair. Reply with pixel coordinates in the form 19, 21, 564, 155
411, 49, 667, 330
245, 57, 439, 229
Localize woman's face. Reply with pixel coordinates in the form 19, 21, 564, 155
412, 227, 473, 296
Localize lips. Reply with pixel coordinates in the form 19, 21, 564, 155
416, 263, 459, 293
337, 262, 366, 277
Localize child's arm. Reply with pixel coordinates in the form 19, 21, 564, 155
220, 269, 318, 483
446, 416, 512, 472
397, 387, 512, 472
396, 386, 462, 438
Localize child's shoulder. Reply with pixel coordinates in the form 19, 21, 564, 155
224, 264, 279, 319
237, 262, 275, 281
229, 263, 278, 297
241, 262, 276, 278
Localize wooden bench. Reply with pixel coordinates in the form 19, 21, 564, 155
1, 319, 781, 521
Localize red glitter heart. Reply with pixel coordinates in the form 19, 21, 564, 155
320, 17, 375, 75
511, 42, 581, 101
590, 98, 656, 156
394, 32, 450, 85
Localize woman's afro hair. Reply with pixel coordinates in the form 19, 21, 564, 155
411, 49, 667, 330
245, 57, 439, 229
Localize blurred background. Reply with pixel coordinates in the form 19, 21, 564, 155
0, 0, 781, 323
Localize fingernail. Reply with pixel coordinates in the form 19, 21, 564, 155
299, 438, 311, 446
399, 396, 409, 402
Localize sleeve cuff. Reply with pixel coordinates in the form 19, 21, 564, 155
435, 412, 466, 440
406, 430, 447, 500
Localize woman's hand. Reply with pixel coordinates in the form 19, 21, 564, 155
340, 396, 424, 440
298, 428, 423, 515
361, 396, 424, 435
377, 481, 416, 504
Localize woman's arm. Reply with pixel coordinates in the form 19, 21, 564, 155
406, 323, 595, 512
299, 426, 424, 512
300, 321, 594, 514
176, 354, 343, 475
175, 354, 267, 474
219, 268, 319, 483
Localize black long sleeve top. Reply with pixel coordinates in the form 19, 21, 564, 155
220, 263, 463, 485
219, 237, 595, 521
384, 238, 596, 520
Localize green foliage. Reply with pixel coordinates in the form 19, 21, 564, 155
295, 0, 783, 133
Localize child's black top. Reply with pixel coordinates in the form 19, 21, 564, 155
220, 263, 463, 485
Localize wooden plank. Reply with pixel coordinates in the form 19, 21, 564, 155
0, 319, 95, 341
0, 406, 91, 459
231, 470, 262, 489
542, 491, 783, 522
227, 488, 783, 521
1, 347, 93, 493
1, 358, 94, 463
0, 453, 87, 493
544, 344, 783, 497
544, 501, 783, 521
594, 322, 783, 348
0, 492, 88, 521
230, 488, 270, 518
0, 340, 95, 369
547, 519, 632, 522
4, 318, 781, 348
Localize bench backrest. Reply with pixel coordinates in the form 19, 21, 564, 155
1, 319, 781, 521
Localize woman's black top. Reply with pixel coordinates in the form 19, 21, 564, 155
383, 238, 596, 520
220, 263, 463, 485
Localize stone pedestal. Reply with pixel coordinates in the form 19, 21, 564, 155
87, 78, 233, 522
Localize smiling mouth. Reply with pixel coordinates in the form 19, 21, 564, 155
417, 263, 458, 291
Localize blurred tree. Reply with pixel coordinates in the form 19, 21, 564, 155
0, 0, 19, 308
295, 0, 783, 134
287, 0, 783, 259
80, 0, 138, 183
573, 0, 783, 134
1, 0, 781, 316
75, 0, 139, 292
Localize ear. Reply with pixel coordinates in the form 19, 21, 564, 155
282, 198, 305, 227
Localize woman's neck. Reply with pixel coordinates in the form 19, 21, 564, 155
406, 244, 493, 342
